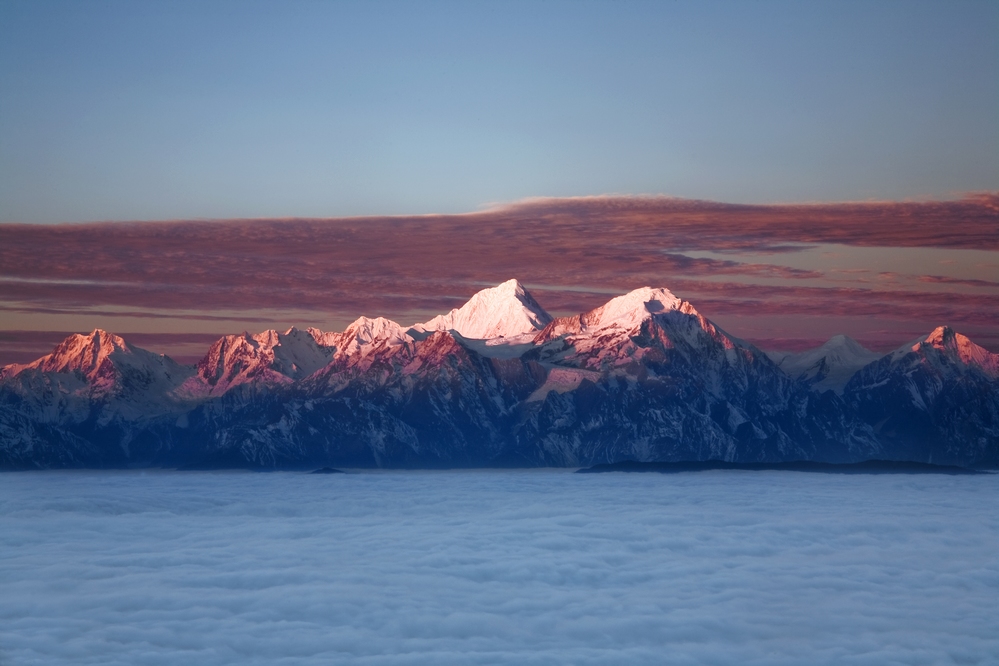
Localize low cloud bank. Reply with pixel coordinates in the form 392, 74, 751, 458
1, 470, 996, 665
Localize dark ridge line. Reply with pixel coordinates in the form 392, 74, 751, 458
576, 460, 989, 475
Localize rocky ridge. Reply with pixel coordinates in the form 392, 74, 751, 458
1, 282, 996, 469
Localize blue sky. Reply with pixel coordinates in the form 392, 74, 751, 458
1, 0, 997, 222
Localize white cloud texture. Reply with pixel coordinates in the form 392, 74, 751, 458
1, 469, 997, 665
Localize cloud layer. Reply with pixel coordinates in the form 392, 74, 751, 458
1, 470, 997, 665
1, 194, 997, 362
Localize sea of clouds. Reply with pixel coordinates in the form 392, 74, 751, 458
1, 469, 997, 665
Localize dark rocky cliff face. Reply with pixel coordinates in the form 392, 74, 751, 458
843, 328, 999, 468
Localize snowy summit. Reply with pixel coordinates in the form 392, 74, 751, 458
579, 287, 684, 331
769, 335, 883, 395
410, 279, 552, 340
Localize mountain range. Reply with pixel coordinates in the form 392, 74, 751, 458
2, 279, 996, 469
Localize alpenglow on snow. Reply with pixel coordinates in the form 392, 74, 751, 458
1, 280, 996, 469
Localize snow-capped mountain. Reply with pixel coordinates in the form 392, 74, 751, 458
1, 329, 189, 392
537, 286, 683, 339
1, 285, 995, 469
313, 317, 412, 361
0, 329, 193, 420
531, 287, 733, 370
768, 335, 883, 394
844, 326, 999, 467
900, 326, 999, 377
515, 287, 877, 466
190, 327, 334, 395
410, 279, 552, 340
0, 330, 195, 467
849, 326, 999, 392
178, 285, 879, 469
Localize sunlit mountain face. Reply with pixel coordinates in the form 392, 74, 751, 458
2, 280, 996, 470
0, 195, 997, 368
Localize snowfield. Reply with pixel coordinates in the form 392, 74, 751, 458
1, 470, 997, 665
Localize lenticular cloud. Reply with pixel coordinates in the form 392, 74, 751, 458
1, 471, 997, 665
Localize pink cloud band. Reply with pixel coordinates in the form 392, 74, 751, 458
1, 194, 996, 363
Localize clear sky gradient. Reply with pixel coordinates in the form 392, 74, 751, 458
1, 0, 997, 223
